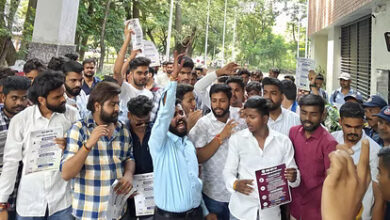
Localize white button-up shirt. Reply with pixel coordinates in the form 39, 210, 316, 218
119, 82, 153, 123
0, 105, 79, 217
223, 128, 300, 220
268, 107, 300, 136
331, 131, 381, 220
64, 89, 89, 119
188, 111, 245, 202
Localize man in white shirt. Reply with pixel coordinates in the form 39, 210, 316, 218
331, 102, 385, 220
0, 71, 79, 220
189, 84, 245, 219
113, 25, 154, 123
262, 77, 300, 136
223, 96, 300, 220
155, 61, 173, 88
62, 60, 89, 118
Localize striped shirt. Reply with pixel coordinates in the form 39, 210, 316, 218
61, 114, 133, 219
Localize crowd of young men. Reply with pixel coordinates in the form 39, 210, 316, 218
0, 23, 390, 220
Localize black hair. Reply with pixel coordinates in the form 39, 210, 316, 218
127, 95, 153, 117
48, 56, 67, 71
127, 57, 151, 75
298, 94, 325, 113
23, 58, 46, 74
149, 67, 156, 77
28, 70, 65, 104
102, 75, 118, 84
378, 147, 390, 177
246, 81, 262, 93
284, 75, 295, 83
244, 96, 270, 116
2, 76, 31, 95
316, 74, 324, 81
176, 83, 194, 101
252, 70, 263, 76
178, 56, 194, 70
339, 102, 365, 119
87, 81, 121, 113
0, 67, 17, 86
209, 83, 232, 100
281, 80, 297, 101
269, 68, 280, 75
64, 53, 79, 61
226, 76, 245, 90
61, 60, 83, 75
82, 58, 96, 66
217, 76, 229, 83
238, 69, 251, 76
175, 98, 182, 106
262, 77, 283, 93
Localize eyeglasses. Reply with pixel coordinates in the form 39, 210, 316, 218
135, 121, 150, 127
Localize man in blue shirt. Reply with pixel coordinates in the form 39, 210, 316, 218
330, 72, 361, 109
363, 95, 387, 146
148, 53, 215, 220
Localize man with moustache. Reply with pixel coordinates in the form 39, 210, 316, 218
225, 76, 245, 108
61, 81, 135, 219
62, 60, 89, 118
81, 58, 101, 95
363, 95, 387, 146
189, 84, 245, 219
148, 52, 216, 220
0, 71, 79, 220
331, 102, 385, 220
289, 94, 338, 220
176, 56, 194, 85
155, 61, 173, 88
0, 76, 30, 220
262, 77, 300, 136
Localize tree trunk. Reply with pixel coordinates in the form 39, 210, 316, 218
18, 0, 37, 59
174, 0, 182, 51
0, 36, 16, 66
6, 0, 21, 30
98, 0, 112, 73
132, 0, 139, 18
78, 35, 89, 61
0, 0, 6, 28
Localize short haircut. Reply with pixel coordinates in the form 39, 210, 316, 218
270, 68, 280, 75
2, 76, 31, 95
178, 56, 194, 70
298, 94, 325, 113
0, 67, 17, 86
246, 81, 262, 93
262, 77, 283, 93
252, 70, 263, 76
64, 53, 79, 61
191, 70, 197, 78
339, 102, 365, 119
87, 81, 121, 113
244, 96, 270, 116
316, 74, 324, 81
378, 147, 390, 177
210, 83, 232, 100
23, 58, 46, 74
149, 67, 156, 77
61, 60, 83, 75
127, 95, 153, 117
48, 56, 67, 71
176, 83, 194, 101
226, 76, 245, 90
28, 70, 65, 104
281, 80, 297, 101
238, 69, 251, 76
82, 58, 96, 66
102, 75, 118, 84
217, 76, 229, 83
127, 57, 151, 74
284, 75, 295, 83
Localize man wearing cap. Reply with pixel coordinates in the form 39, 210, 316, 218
344, 93, 364, 104
363, 95, 388, 146
330, 72, 361, 109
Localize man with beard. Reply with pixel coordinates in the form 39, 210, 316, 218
81, 58, 101, 95
224, 96, 300, 220
0, 76, 30, 220
148, 52, 216, 220
189, 84, 246, 219
0, 71, 79, 220
331, 102, 385, 220
155, 61, 173, 88
363, 95, 387, 146
176, 84, 202, 131
288, 94, 338, 220
62, 60, 89, 118
61, 81, 135, 219
262, 77, 300, 136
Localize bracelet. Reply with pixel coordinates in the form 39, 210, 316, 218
83, 144, 91, 152
215, 134, 223, 145
0, 203, 9, 211
233, 180, 238, 191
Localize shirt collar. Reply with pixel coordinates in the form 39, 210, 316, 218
33, 104, 61, 120
167, 131, 188, 143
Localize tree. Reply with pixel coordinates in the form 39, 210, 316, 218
97, 0, 112, 73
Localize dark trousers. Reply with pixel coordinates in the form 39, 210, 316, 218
202, 194, 229, 220
153, 207, 202, 220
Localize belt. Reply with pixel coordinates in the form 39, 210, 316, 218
155, 206, 201, 218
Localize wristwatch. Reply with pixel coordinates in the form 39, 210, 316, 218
0, 203, 8, 212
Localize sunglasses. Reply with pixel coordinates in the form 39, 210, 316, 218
135, 121, 150, 127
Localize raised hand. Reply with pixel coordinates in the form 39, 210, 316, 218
216, 62, 240, 77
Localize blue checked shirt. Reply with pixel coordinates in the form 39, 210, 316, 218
61, 114, 133, 220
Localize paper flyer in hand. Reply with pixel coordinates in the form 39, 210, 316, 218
255, 163, 292, 210
133, 172, 155, 216
24, 127, 63, 174
127, 18, 144, 50
295, 58, 315, 91
107, 179, 137, 220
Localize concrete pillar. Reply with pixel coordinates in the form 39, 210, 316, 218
326, 26, 342, 94
27, 0, 80, 63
